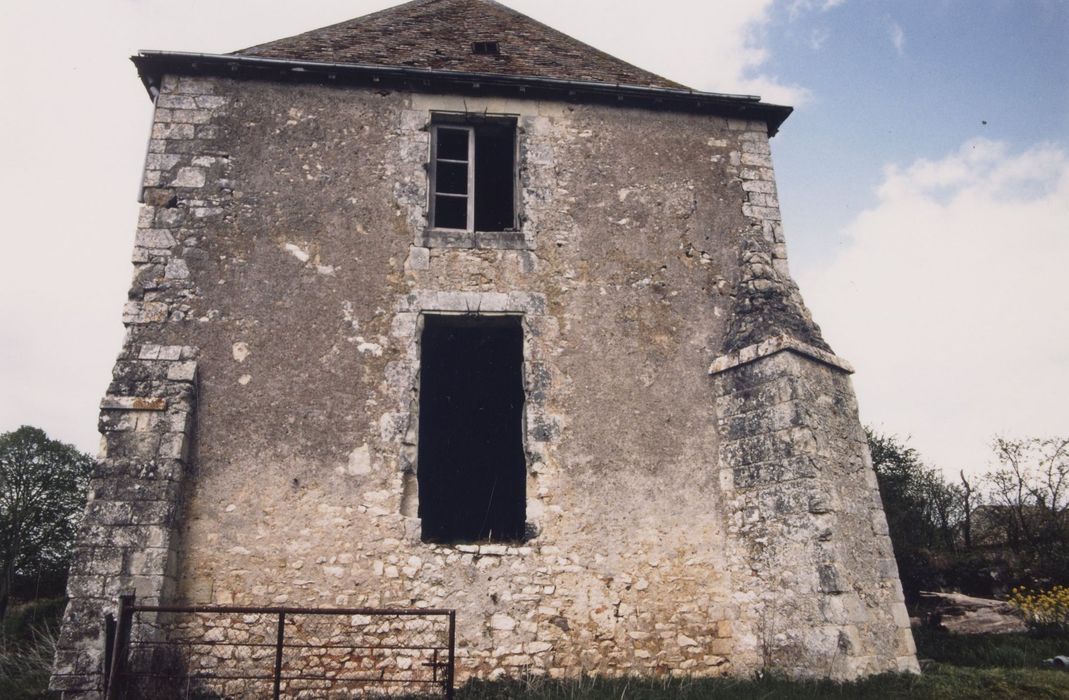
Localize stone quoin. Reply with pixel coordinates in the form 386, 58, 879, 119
51, 0, 919, 696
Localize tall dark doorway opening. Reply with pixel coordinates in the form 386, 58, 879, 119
417, 314, 526, 543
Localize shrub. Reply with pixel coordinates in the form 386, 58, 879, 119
1008, 585, 1069, 636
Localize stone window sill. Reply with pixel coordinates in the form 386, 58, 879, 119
421, 229, 530, 251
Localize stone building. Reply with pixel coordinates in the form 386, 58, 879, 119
52, 0, 919, 695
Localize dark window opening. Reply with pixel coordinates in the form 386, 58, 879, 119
417, 315, 526, 544
430, 117, 516, 232
472, 41, 500, 55
473, 122, 515, 232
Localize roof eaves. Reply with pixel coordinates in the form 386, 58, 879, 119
132, 50, 793, 135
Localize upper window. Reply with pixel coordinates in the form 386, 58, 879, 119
429, 116, 517, 234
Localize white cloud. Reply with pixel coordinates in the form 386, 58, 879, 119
799, 139, 1069, 476
809, 27, 831, 51
510, 0, 810, 105
889, 20, 905, 55
787, 0, 846, 21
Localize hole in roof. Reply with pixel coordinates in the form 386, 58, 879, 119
472, 41, 500, 56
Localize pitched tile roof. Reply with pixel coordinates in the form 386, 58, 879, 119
233, 0, 685, 89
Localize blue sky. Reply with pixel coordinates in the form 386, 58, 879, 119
768, 0, 1069, 269
756, 0, 1069, 474
1, 0, 1066, 476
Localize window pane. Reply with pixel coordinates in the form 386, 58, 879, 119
436, 128, 469, 161
434, 195, 467, 230
436, 161, 468, 195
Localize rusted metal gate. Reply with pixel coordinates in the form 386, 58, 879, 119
104, 596, 455, 699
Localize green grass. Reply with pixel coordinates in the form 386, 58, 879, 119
914, 627, 1067, 668
455, 665, 1069, 699
447, 628, 1069, 699
0, 598, 65, 700
0, 626, 58, 700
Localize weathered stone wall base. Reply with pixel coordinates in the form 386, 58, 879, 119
712, 346, 919, 679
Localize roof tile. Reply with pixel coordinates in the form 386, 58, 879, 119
233, 0, 685, 89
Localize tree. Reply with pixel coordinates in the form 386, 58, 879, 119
985, 437, 1069, 583
867, 429, 966, 600
0, 427, 92, 619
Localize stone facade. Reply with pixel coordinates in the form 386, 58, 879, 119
53, 52, 917, 695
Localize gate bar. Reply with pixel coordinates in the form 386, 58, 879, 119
447, 610, 456, 700
129, 603, 453, 615
105, 601, 457, 698
105, 594, 135, 700
273, 611, 285, 700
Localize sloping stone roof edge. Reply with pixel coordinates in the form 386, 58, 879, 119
708, 334, 855, 376
131, 51, 793, 136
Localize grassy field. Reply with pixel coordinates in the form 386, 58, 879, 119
0, 599, 64, 700
456, 665, 1068, 699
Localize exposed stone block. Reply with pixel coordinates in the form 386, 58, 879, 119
747, 192, 779, 208
741, 140, 772, 155
719, 401, 811, 441
166, 361, 197, 382
164, 258, 190, 279
742, 203, 782, 221
194, 95, 227, 109
740, 152, 773, 168
122, 301, 169, 324
715, 377, 801, 418
742, 179, 776, 194
738, 167, 770, 181
128, 547, 172, 576
134, 229, 176, 249
174, 77, 216, 94
145, 153, 181, 171
157, 94, 199, 110
720, 426, 818, 469
169, 167, 206, 188
152, 122, 195, 140
731, 456, 819, 490
157, 345, 184, 361
82, 501, 133, 527
157, 431, 189, 460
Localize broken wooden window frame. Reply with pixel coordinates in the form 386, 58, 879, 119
391, 292, 552, 548
424, 112, 524, 249
429, 125, 476, 232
